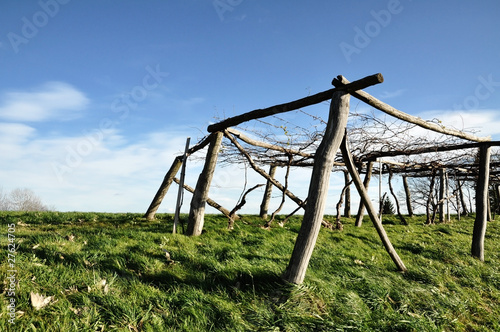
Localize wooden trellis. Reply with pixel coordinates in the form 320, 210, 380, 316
145, 72, 497, 284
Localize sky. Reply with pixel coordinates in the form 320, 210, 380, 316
0, 0, 499, 215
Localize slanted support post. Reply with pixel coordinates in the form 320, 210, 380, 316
260, 164, 277, 219
355, 161, 374, 227
283, 89, 350, 284
341, 133, 407, 273
187, 132, 224, 236
471, 144, 491, 261
144, 157, 183, 220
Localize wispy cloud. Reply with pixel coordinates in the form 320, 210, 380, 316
378, 89, 406, 99
0, 82, 89, 122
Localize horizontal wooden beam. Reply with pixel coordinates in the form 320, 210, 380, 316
333, 76, 491, 143
207, 74, 384, 133
363, 141, 500, 161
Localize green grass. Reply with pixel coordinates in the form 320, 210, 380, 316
0, 211, 499, 331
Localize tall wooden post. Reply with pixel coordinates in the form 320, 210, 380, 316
471, 144, 491, 261
283, 89, 350, 284
187, 132, 224, 236
259, 164, 277, 219
402, 175, 414, 217
439, 168, 446, 223
355, 161, 374, 227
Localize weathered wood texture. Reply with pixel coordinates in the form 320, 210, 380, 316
355, 161, 374, 227
259, 165, 277, 220
208, 74, 383, 133
283, 90, 350, 285
341, 134, 407, 272
333, 77, 491, 143
187, 132, 224, 236
144, 135, 212, 220
471, 145, 491, 261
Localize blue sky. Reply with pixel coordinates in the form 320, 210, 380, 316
0, 0, 499, 214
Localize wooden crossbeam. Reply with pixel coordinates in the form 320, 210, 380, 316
207, 74, 384, 133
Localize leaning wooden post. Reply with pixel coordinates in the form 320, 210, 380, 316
144, 157, 183, 220
471, 144, 491, 261
173, 137, 191, 234
340, 133, 407, 272
260, 164, 277, 219
282, 88, 350, 284
187, 132, 224, 236
355, 161, 374, 227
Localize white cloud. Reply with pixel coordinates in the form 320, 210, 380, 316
0, 82, 89, 122
416, 109, 500, 139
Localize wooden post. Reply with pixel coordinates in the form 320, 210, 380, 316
260, 164, 277, 219
187, 132, 224, 236
388, 165, 407, 225
402, 175, 413, 217
144, 157, 183, 220
471, 144, 491, 261
343, 170, 351, 218
173, 137, 191, 234
340, 133, 407, 272
283, 89, 350, 284
355, 162, 374, 227
439, 168, 446, 223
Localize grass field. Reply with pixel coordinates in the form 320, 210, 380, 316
0, 211, 499, 331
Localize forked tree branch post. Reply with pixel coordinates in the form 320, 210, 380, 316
340, 133, 407, 273
187, 132, 224, 236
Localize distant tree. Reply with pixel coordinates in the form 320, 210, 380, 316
381, 196, 395, 215
0, 187, 9, 210
0, 187, 49, 211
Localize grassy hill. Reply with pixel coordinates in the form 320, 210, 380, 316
0, 212, 499, 331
